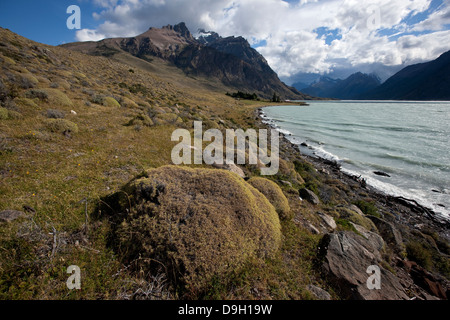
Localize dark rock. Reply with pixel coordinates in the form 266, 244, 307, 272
374, 171, 391, 177
320, 231, 409, 300
300, 142, 308, 147
299, 188, 320, 205
22, 205, 36, 214
0, 210, 27, 223
398, 260, 447, 299
367, 216, 404, 253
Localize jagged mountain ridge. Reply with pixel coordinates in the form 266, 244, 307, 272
62, 23, 310, 100
300, 72, 381, 100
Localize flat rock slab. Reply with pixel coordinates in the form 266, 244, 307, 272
318, 212, 337, 230
0, 210, 27, 223
320, 231, 409, 300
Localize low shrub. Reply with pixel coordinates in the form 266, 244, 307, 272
277, 159, 305, 185
353, 200, 380, 217
406, 241, 432, 270
248, 177, 291, 220
120, 97, 139, 109
0, 107, 9, 120
14, 97, 38, 109
336, 207, 378, 232
25, 89, 48, 101
156, 113, 183, 124
104, 166, 281, 296
0, 107, 21, 120
45, 119, 78, 134
46, 109, 65, 119
125, 114, 154, 127
102, 97, 120, 108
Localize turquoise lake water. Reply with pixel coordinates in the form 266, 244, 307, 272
261, 101, 450, 220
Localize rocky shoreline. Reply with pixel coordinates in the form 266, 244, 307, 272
256, 107, 450, 300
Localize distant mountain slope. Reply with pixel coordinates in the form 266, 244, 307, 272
291, 81, 310, 91
362, 50, 450, 101
62, 23, 311, 100
301, 72, 381, 99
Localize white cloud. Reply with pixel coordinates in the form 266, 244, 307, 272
75, 28, 106, 42
413, 2, 450, 31
75, 0, 450, 78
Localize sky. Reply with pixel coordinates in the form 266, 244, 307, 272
1, 0, 450, 84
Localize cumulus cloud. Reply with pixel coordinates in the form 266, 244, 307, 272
75, 0, 450, 79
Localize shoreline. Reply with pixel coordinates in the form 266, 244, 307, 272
256, 107, 450, 240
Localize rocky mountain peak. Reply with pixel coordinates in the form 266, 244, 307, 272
173, 22, 192, 38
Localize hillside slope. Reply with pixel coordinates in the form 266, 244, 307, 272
62, 23, 310, 100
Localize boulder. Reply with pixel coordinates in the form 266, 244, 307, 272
367, 216, 403, 253
307, 284, 332, 300
299, 188, 320, 205
348, 204, 364, 216
320, 231, 409, 300
317, 212, 337, 231
350, 222, 385, 251
374, 171, 391, 177
306, 223, 320, 235
0, 210, 27, 223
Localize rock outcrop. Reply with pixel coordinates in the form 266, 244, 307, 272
62, 23, 310, 100
319, 231, 409, 300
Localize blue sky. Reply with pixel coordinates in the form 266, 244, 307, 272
0, 1, 101, 45
1, 0, 449, 83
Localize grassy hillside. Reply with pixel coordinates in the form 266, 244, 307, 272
0, 27, 326, 300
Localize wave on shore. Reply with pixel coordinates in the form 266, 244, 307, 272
259, 107, 450, 221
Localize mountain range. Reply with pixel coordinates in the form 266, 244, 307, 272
295, 50, 450, 101
62, 22, 310, 100
298, 72, 381, 100
362, 50, 450, 101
